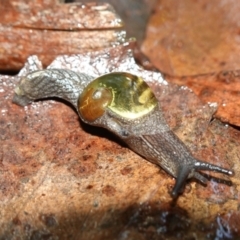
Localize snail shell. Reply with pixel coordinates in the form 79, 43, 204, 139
78, 72, 158, 122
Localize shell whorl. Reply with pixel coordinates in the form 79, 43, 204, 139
77, 72, 158, 122
78, 86, 113, 122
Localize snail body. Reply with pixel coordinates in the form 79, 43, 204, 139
13, 69, 233, 197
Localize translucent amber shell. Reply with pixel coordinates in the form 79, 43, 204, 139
78, 72, 158, 122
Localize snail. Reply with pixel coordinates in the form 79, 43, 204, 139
13, 69, 233, 197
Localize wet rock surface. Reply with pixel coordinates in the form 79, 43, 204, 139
0, 45, 239, 239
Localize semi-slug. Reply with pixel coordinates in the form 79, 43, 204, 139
13, 69, 233, 197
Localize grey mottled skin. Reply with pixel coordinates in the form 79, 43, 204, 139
13, 69, 95, 107
13, 69, 233, 197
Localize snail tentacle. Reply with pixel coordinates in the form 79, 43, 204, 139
171, 159, 233, 197
194, 161, 233, 175
192, 172, 208, 184
171, 166, 190, 197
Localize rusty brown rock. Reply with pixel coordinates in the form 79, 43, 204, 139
0, 0, 124, 71
167, 70, 240, 127
1, 1, 123, 29
0, 44, 240, 239
142, 0, 240, 76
